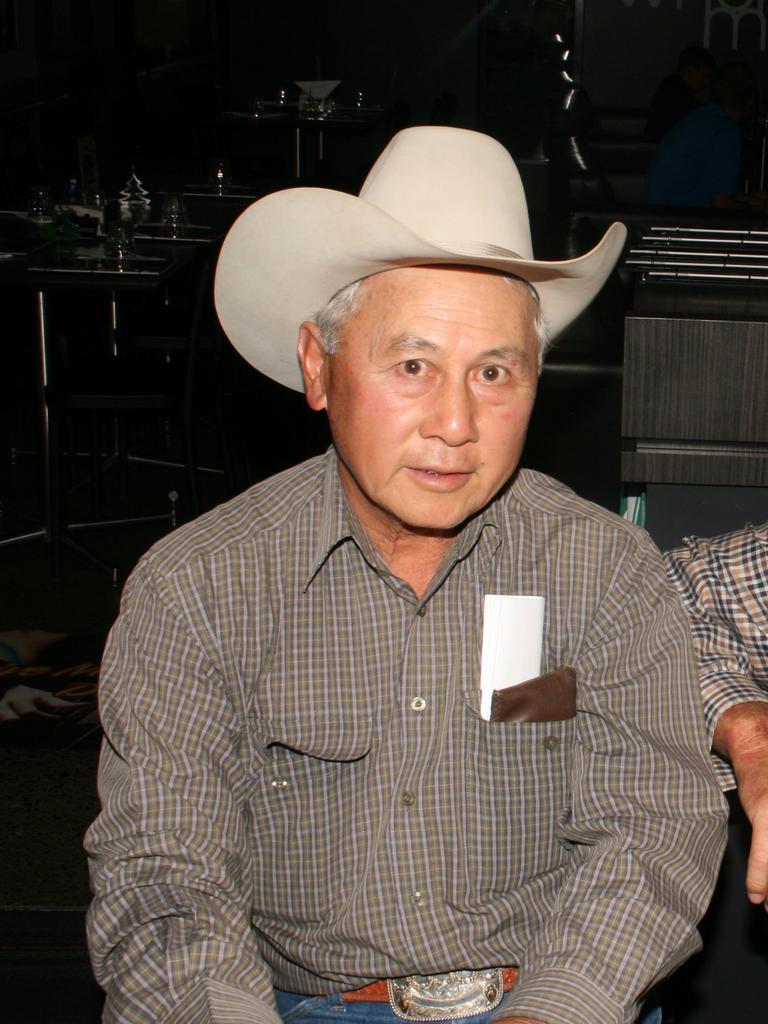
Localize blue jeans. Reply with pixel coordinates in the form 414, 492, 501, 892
275, 988, 663, 1023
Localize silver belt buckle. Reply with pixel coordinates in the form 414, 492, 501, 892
387, 968, 505, 1021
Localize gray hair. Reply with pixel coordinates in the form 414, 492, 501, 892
314, 279, 365, 356
313, 271, 551, 369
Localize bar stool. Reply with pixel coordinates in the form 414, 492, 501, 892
42, 251, 213, 579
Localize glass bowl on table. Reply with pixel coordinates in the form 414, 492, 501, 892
295, 80, 341, 119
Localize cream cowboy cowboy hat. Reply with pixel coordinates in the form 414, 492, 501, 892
214, 126, 626, 392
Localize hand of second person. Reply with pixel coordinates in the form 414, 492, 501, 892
714, 701, 768, 907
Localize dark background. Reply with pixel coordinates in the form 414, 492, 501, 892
1, 1, 766, 201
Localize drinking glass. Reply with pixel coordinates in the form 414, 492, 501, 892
209, 158, 232, 194
27, 186, 53, 221
105, 222, 136, 261
83, 190, 106, 209
160, 193, 188, 232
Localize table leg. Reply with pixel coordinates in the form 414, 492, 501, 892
110, 289, 118, 356
0, 290, 49, 555
36, 290, 58, 567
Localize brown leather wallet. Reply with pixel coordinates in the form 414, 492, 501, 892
490, 666, 577, 723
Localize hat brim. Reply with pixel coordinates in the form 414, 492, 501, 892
214, 188, 627, 392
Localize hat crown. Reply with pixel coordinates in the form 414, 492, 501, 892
214, 125, 625, 392
359, 127, 533, 259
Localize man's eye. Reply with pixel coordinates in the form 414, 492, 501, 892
401, 359, 425, 376
479, 365, 506, 382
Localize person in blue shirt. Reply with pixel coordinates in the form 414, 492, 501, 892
644, 45, 716, 142
644, 62, 755, 208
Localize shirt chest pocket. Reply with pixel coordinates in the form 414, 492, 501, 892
247, 711, 375, 925
461, 692, 574, 788
457, 678, 576, 892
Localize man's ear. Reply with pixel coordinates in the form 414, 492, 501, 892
297, 322, 328, 410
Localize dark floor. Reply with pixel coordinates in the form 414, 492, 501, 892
0, 434, 214, 1020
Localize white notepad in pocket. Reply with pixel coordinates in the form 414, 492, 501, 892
480, 595, 545, 720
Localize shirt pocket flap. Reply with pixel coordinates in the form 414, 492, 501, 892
260, 712, 374, 763
490, 666, 577, 723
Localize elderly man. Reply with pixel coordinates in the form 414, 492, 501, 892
85, 128, 726, 1024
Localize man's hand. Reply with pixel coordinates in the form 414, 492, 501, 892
713, 701, 768, 907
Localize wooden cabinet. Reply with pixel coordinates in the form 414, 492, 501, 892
622, 315, 768, 487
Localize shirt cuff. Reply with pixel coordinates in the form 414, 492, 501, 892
491, 967, 625, 1024
703, 677, 768, 736
706, 687, 768, 791
165, 979, 282, 1024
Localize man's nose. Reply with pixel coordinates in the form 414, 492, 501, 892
420, 377, 479, 446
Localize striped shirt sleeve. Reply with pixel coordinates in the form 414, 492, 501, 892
86, 564, 280, 1024
665, 525, 768, 788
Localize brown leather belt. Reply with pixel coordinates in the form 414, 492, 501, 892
342, 966, 518, 1002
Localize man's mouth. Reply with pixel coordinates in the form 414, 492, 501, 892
408, 466, 473, 487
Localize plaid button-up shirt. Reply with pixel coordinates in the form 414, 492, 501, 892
665, 521, 768, 787
86, 452, 726, 1024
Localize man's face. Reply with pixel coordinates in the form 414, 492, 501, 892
684, 65, 714, 96
298, 266, 539, 543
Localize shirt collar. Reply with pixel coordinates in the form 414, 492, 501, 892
302, 450, 354, 590
748, 522, 768, 554
302, 448, 504, 592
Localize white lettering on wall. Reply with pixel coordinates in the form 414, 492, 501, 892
705, 0, 766, 50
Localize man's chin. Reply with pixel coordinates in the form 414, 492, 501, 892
393, 502, 479, 538
398, 520, 464, 540
395, 480, 512, 535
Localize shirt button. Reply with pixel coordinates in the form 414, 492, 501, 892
417, 605, 427, 617
410, 697, 427, 712
271, 777, 289, 789
412, 890, 424, 906
402, 790, 417, 807
543, 736, 558, 751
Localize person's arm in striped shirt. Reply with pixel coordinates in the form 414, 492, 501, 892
665, 531, 768, 910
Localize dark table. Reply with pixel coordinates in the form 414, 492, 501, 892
220, 105, 386, 179
152, 185, 271, 234
0, 230, 207, 575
